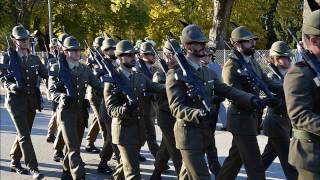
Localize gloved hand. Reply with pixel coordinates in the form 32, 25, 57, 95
8, 84, 24, 94
266, 97, 281, 108
199, 109, 217, 122
250, 96, 266, 110
123, 102, 139, 118
59, 94, 76, 107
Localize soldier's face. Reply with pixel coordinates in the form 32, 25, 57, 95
185, 42, 206, 58
65, 49, 81, 61
307, 35, 320, 57
239, 39, 256, 56
274, 56, 291, 69
103, 48, 116, 57
200, 55, 212, 65
163, 52, 177, 69
15, 38, 30, 50
142, 53, 155, 64
120, 53, 136, 68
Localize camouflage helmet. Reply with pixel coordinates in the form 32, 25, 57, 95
101, 38, 116, 51
63, 36, 84, 51
163, 38, 182, 54
180, 24, 208, 44
230, 26, 257, 43
93, 37, 105, 47
303, 9, 320, 36
115, 40, 138, 57
58, 33, 69, 44
11, 25, 30, 40
140, 42, 155, 55
269, 41, 291, 57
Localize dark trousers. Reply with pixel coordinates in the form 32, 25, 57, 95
154, 127, 182, 174
205, 136, 221, 176
113, 145, 141, 180
262, 137, 298, 180
217, 134, 265, 180
8, 95, 38, 169
99, 101, 120, 162
179, 149, 211, 180
297, 168, 320, 180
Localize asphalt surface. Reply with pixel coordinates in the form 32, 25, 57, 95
0, 93, 287, 180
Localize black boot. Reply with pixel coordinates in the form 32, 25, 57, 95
61, 170, 72, 180
139, 154, 147, 162
150, 169, 162, 180
85, 144, 100, 153
46, 134, 56, 143
10, 160, 29, 175
97, 160, 113, 175
53, 150, 65, 162
29, 168, 44, 180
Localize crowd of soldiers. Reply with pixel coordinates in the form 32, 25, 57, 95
0, 9, 319, 180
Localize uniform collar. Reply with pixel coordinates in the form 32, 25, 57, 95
119, 64, 133, 79
187, 58, 201, 70
66, 59, 80, 70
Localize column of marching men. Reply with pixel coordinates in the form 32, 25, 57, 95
0, 10, 319, 180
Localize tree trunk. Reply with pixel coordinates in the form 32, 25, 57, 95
209, 0, 235, 50
263, 0, 279, 49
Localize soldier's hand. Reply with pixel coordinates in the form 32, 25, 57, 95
199, 109, 217, 122
8, 84, 24, 94
266, 97, 281, 108
123, 103, 139, 117
250, 96, 266, 109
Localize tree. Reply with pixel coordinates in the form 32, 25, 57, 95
209, 0, 235, 50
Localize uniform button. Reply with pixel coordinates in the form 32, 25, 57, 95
77, 85, 80, 88
134, 88, 136, 90
27, 84, 30, 87
183, 124, 187, 127
78, 93, 80, 95
26, 77, 30, 80
237, 112, 240, 114
138, 116, 141, 119
26, 70, 29, 72
78, 100, 80, 103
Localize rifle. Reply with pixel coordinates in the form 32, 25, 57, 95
84, 40, 107, 76
94, 48, 138, 107
166, 37, 213, 112
223, 38, 276, 100
138, 58, 153, 79
287, 28, 320, 87
151, 46, 169, 74
48, 40, 76, 97
0, 37, 25, 88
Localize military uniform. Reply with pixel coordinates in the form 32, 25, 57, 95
284, 10, 320, 180
105, 40, 165, 179
217, 26, 283, 180
136, 42, 162, 159
48, 36, 103, 179
96, 38, 120, 174
166, 24, 260, 180
0, 25, 47, 179
261, 41, 298, 180
152, 70, 182, 175
85, 36, 105, 153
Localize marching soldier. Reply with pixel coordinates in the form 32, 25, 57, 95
151, 39, 182, 178
104, 40, 165, 179
0, 25, 47, 179
46, 36, 66, 143
199, 48, 222, 177
97, 37, 121, 174
261, 41, 298, 180
166, 24, 265, 180
85, 36, 105, 153
52, 33, 70, 162
48, 36, 103, 179
136, 42, 162, 161
284, 10, 320, 180
217, 26, 282, 180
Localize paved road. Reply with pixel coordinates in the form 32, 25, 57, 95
0, 95, 286, 180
